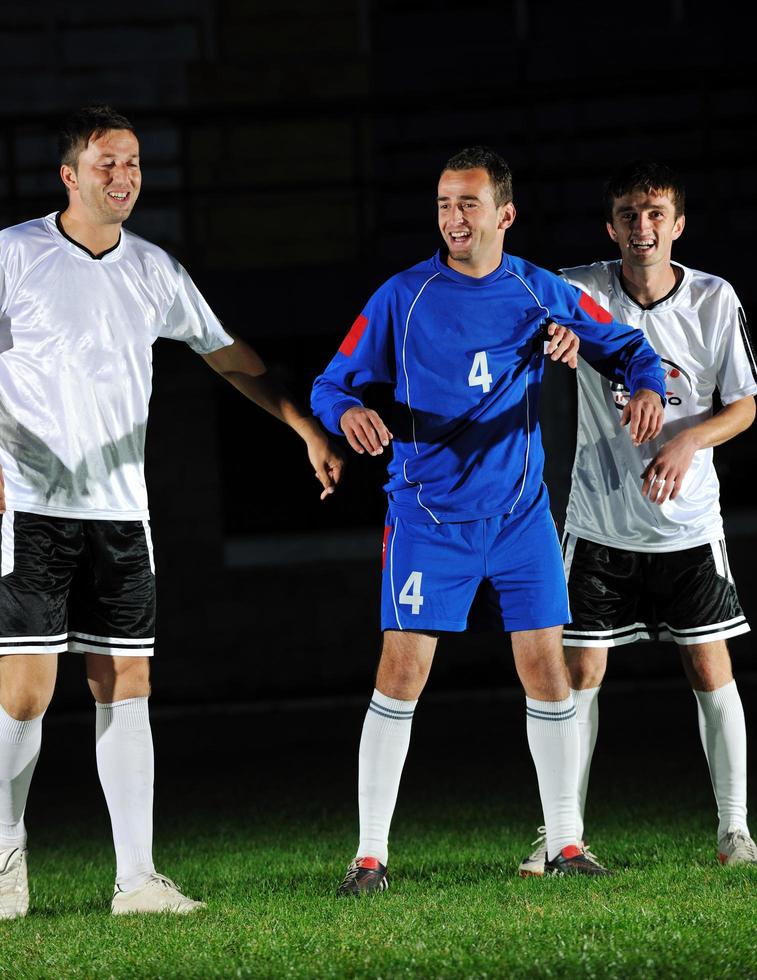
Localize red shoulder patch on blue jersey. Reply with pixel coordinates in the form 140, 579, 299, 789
339, 314, 368, 356
578, 290, 613, 324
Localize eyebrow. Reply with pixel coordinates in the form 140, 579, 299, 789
436, 194, 480, 202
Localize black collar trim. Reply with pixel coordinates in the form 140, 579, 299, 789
55, 212, 121, 261
619, 264, 683, 311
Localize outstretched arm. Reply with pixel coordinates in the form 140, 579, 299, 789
203, 334, 344, 500
641, 395, 755, 505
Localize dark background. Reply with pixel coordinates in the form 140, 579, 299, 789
1, 0, 756, 709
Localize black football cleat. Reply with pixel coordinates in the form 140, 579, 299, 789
545, 844, 613, 876
336, 857, 389, 896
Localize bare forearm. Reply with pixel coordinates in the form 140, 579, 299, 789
685, 397, 755, 451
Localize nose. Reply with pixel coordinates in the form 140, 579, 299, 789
451, 203, 467, 224
633, 211, 652, 233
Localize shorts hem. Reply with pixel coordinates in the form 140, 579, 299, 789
380, 620, 468, 633
69, 642, 154, 657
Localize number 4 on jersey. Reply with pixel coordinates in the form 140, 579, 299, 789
468, 351, 492, 393
399, 571, 424, 615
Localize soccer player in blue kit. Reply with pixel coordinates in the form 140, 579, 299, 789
311, 146, 666, 891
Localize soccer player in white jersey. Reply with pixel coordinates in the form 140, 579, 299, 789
0, 105, 343, 919
519, 160, 757, 875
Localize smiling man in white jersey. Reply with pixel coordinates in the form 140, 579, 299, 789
519, 160, 757, 875
0, 105, 343, 918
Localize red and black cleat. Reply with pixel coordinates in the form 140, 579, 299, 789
545, 844, 613, 876
336, 856, 389, 896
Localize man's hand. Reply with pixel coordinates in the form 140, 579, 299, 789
340, 406, 393, 456
620, 389, 664, 445
640, 431, 698, 505
545, 322, 579, 369
0, 465, 4, 513
305, 430, 345, 500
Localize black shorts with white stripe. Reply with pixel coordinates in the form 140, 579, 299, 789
562, 534, 749, 648
0, 510, 156, 656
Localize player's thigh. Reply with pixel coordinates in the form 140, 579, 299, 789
486, 499, 569, 632
69, 519, 156, 658
376, 630, 438, 700
0, 510, 81, 656
381, 516, 482, 633
678, 639, 733, 692
562, 535, 647, 648
0, 653, 58, 718
651, 540, 749, 648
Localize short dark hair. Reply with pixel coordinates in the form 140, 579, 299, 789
603, 160, 685, 222
58, 105, 136, 169
442, 146, 513, 207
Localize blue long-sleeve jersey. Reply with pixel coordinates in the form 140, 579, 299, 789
311, 250, 666, 524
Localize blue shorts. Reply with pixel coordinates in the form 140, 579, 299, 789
380, 489, 569, 634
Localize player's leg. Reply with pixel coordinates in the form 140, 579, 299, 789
0, 654, 57, 920
338, 515, 479, 895
655, 539, 753, 864
0, 510, 78, 919
565, 646, 607, 843
678, 640, 755, 864
339, 629, 437, 896
486, 498, 611, 876
74, 519, 203, 914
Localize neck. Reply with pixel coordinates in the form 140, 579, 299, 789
620, 260, 678, 307
446, 251, 502, 279
59, 208, 121, 256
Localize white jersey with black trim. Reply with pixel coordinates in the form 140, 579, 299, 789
562, 260, 757, 552
0, 213, 233, 520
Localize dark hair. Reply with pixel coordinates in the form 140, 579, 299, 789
442, 146, 513, 207
58, 105, 136, 168
603, 160, 685, 222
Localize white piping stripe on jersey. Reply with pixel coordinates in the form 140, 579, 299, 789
142, 520, 155, 574
503, 267, 552, 322
562, 532, 577, 579
710, 540, 726, 579
719, 540, 733, 583
1, 510, 14, 577
401, 273, 442, 524
389, 516, 402, 630
737, 308, 757, 382
68, 631, 156, 646
508, 366, 531, 513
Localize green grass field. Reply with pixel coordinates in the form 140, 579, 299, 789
1, 679, 755, 979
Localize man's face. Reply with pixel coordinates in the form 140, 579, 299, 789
607, 189, 684, 269
62, 129, 141, 225
437, 167, 515, 272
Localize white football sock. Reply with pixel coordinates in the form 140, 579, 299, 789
572, 686, 600, 842
356, 688, 417, 865
0, 705, 42, 849
694, 680, 749, 839
95, 697, 155, 891
526, 695, 579, 861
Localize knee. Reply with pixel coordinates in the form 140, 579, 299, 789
566, 649, 607, 690
1, 690, 50, 721
88, 658, 151, 703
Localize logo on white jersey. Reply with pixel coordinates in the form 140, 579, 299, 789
610, 358, 693, 410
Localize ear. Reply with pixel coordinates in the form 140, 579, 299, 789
498, 201, 516, 231
606, 221, 619, 243
672, 214, 685, 240
60, 163, 78, 193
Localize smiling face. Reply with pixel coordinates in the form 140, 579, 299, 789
437, 167, 515, 277
60, 129, 141, 226
607, 188, 684, 271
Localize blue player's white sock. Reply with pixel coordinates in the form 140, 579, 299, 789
356, 688, 417, 866
526, 695, 579, 861
572, 686, 600, 842
0, 705, 42, 849
694, 681, 749, 838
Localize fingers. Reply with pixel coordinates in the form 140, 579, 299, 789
545, 324, 579, 368
315, 455, 344, 500
340, 408, 393, 456
627, 398, 664, 445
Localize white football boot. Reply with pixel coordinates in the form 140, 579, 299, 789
518, 825, 547, 877
0, 847, 29, 920
112, 872, 206, 915
718, 828, 757, 866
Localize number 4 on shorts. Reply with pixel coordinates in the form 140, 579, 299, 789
399, 571, 424, 615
